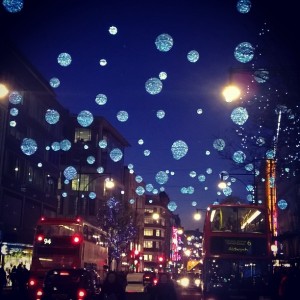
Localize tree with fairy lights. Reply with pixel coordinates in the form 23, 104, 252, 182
97, 196, 137, 270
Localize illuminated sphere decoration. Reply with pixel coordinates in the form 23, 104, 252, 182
234, 42, 255, 63
266, 149, 275, 159
136, 186, 145, 196
138, 139, 144, 145
95, 94, 107, 105
63, 166, 77, 180
231, 107, 249, 125
155, 171, 169, 185
256, 137, 266, 146
49, 77, 60, 88
60, 139, 72, 151
3, 0, 23, 13
232, 150, 246, 164
156, 110, 165, 119
87, 156, 95, 164
159, 72, 167, 80
144, 150, 151, 156
155, 33, 173, 52
213, 138, 225, 151
10, 107, 18, 116
146, 184, 154, 192
9, 91, 22, 104
99, 139, 107, 149
189, 171, 197, 178
99, 59, 107, 66
206, 168, 212, 174
97, 167, 104, 173
253, 69, 269, 83
198, 174, 206, 182
145, 77, 163, 95
197, 108, 203, 115
57, 52, 72, 67
21, 138, 38, 156
192, 201, 197, 207
109, 148, 123, 162
171, 140, 188, 160
117, 110, 129, 122
245, 163, 254, 172
45, 109, 60, 124
168, 201, 177, 212
129, 198, 135, 204
236, 0, 251, 13
135, 175, 143, 183
10, 120, 17, 127
277, 199, 288, 210
187, 50, 199, 62
222, 186, 232, 196
89, 192, 96, 199
51, 142, 60, 151
108, 26, 118, 35
77, 110, 94, 127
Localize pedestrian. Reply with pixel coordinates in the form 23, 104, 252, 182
99, 270, 126, 300
10, 266, 17, 290
0, 266, 7, 295
149, 272, 178, 300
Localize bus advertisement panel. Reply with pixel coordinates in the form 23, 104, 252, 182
28, 216, 108, 299
201, 204, 273, 300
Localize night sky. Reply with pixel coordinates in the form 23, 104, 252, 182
1, 0, 299, 229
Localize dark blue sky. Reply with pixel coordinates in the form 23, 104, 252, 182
1, 0, 298, 229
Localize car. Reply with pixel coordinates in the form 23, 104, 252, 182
125, 272, 157, 293
36, 268, 101, 300
176, 272, 201, 291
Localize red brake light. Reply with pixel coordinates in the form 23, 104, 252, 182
78, 289, 86, 299
153, 278, 158, 285
72, 234, 82, 244
29, 278, 36, 286
36, 234, 44, 242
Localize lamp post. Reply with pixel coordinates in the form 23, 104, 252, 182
72, 172, 114, 216
218, 170, 257, 204
193, 208, 208, 221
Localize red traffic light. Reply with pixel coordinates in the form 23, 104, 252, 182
158, 256, 164, 262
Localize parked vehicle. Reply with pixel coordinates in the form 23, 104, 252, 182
36, 268, 101, 300
125, 272, 157, 293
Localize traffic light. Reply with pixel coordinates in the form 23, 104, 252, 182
158, 255, 164, 262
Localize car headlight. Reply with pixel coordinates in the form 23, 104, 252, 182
180, 277, 190, 287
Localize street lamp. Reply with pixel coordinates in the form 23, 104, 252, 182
74, 173, 114, 216
193, 208, 208, 221
218, 171, 257, 204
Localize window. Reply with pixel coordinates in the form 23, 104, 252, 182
143, 254, 153, 262
144, 241, 153, 248
144, 229, 153, 236
155, 230, 160, 237
74, 128, 92, 142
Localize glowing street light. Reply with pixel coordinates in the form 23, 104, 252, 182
222, 84, 241, 102
0, 84, 9, 98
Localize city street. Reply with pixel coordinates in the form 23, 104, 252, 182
0, 287, 203, 300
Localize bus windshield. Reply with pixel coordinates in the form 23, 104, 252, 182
36, 223, 80, 236
209, 206, 266, 233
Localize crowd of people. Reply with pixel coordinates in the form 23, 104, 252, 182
0, 263, 30, 295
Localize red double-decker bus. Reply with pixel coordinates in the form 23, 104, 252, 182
28, 216, 108, 299
201, 203, 273, 300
